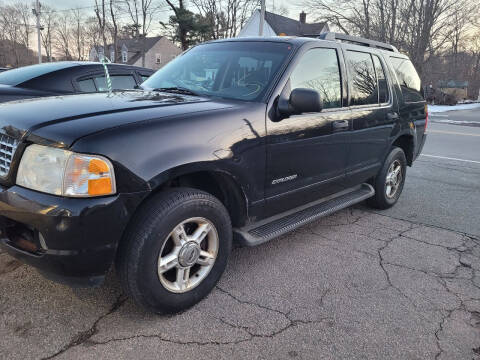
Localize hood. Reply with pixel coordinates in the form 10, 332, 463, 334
0, 90, 234, 146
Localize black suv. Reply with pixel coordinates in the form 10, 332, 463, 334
0, 34, 427, 313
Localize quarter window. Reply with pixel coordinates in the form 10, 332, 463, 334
390, 57, 423, 102
346, 51, 377, 106
94, 75, 137, 91
289, 48, 342, 109
372, 55, 389, 103
77, 78, 96, 92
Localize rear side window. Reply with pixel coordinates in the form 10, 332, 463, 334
289, 48, 342, 109
77, 78, 96, 92
372, 55, 389, 103
390, 57, 423, 102
94, 75, 137, 91
346, 51, 377, 106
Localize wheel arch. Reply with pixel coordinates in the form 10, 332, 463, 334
146, 163, 250, 228
391, 133, 415, 166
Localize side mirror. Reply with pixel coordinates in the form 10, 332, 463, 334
278, 88, 323, 118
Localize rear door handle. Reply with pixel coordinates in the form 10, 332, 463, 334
332, 120, 349, 131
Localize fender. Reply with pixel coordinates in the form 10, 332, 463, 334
70, 100, 268, 205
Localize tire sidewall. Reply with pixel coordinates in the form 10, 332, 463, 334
135, 196, 231, 313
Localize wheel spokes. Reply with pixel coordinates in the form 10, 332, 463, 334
158, 217, 219, 293
172, 224, 188, 246
197, 250, 215, 266
175, 267, 190, 291
158, 253, 179, 274
191, 223, 211, 245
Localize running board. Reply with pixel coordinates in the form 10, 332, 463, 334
234, 183, 375, 247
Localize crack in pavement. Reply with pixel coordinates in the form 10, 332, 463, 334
49, 286, 333, 353
40, 294, 127, 360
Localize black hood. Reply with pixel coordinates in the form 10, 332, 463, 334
0, 90, 234, 146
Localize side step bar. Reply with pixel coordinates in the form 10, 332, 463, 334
234, 183, 375, 247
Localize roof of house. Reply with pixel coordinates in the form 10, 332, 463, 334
438, 80, 469, 89
114, 36, 164, 64
92, 36, 164, 64
264, 11, 327, 36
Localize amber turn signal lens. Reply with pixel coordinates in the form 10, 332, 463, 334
89, 158, 110, 174
64, 154, 116, 197
88, 177, 113, 195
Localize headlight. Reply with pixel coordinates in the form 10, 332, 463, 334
16, 144, 116, 197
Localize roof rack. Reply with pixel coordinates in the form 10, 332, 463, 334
313, 32, 398, 52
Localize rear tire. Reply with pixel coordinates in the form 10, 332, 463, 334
116, 188, 232, 314
367, 147, 407, 209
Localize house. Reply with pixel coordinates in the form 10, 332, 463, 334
438, 80, 469, 101
89, 36, 181, 70
238, 10, 329, 37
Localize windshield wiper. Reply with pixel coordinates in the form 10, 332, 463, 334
151, 87, 200, 96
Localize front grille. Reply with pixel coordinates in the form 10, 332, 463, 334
0, 133, 18, 177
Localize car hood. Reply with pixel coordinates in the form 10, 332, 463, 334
0, 90, 234, 146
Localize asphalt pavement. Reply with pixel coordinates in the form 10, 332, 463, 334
366, 111, 480, 236
1, 107, 479, 360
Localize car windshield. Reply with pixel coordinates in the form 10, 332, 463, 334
142, 41, 293, 101
0, 62, 77, 86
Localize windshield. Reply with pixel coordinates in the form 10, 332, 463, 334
142, 41, 293, 101
0, 62, 77, 86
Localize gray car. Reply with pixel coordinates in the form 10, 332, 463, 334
0, 62, 154, 103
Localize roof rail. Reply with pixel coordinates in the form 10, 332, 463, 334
315, 32, 398, 52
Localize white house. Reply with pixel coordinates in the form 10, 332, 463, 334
238, 10, 329, 38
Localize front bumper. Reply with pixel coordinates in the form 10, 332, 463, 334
0, 185, 147, 286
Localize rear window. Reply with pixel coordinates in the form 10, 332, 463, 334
0, 62, 77, 86
390, 57, 423, 102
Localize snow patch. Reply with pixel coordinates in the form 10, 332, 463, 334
428, 103, 480, 113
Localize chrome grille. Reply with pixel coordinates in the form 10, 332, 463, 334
0, 132, 18, 177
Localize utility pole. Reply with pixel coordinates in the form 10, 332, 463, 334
259, 0, 265, 36
32, 0, 42, 63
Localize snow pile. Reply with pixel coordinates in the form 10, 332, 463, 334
428, 103, 480, 113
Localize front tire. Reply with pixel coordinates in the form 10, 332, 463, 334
367, 147, 407, 209
116, 188, 232, 314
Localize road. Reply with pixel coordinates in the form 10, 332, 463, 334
1, 108, 479, 360
366, 109, 480, 236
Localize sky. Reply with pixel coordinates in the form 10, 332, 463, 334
30, 0, 303, 26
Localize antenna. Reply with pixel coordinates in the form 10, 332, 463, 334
100, 57, 113, 95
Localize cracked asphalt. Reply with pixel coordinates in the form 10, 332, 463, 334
1, 208, 479, 360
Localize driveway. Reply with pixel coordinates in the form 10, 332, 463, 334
1, 208, 479, 359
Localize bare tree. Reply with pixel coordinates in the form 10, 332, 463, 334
108, 0, 121, 62
13, 2, 33, 51
55, 13, 73, 60
94, 0, 108, 55
302, 0, 460, 77
0, 5, 23, 66
191, 0, 260, 38
71, 9, 88, 60
40, 5, 56, 61
123, 0, 161, 66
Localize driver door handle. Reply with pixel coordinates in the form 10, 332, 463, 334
332, 120, 349, 131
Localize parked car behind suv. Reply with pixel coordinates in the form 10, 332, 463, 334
0, 34, 427, 313
0, 62, 153, 103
